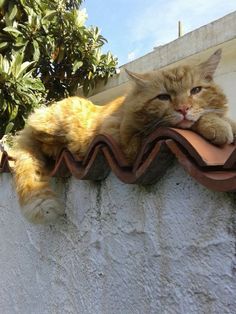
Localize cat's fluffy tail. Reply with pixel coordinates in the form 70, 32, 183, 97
13, 128, 64, 224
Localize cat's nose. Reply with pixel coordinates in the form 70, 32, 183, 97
177, 105, 190, 116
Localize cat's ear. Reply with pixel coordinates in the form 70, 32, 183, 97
198, 49, 222, 80
125, 69, 149, 87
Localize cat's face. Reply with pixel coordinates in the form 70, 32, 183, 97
126, 49, 228, 130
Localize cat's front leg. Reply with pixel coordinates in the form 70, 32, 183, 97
120, 132, 141, 164
120, 118, 142, 163
193, 113, 234, 145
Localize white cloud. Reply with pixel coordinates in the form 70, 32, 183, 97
127, 51, 137, 61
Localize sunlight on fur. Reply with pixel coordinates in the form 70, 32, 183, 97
12, 49, 236, 224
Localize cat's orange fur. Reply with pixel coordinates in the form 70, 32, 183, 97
12, 49, 236, 223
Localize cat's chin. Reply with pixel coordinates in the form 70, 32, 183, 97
176, 119, 194, 129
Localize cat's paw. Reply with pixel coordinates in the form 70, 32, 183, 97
204, 122, 234, 145
226, 118, 236, 143
21, 197, 65, 224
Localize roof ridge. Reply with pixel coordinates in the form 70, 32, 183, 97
1, 127, 236, 191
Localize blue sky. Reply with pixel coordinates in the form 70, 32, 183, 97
82, 0, 236, 66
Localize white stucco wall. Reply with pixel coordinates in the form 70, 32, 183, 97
0, 163, 236, 314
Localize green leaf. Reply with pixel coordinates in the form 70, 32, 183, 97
9, 105, 18, 121
5, 122, 14, 134
2, 57, 10, 73
3, 26, 22, 37
23, 77, 45, 91
14, 38, 28, 48
0, 54, 3, 68
22, 68, 35, 78
10, 53, 23, 77
0, 0, 6, 8
42, 9, 57, 21
8, 5, 18, 21
88, 71, 93, 80
16, 61, 36, 79
73, 60, 83, 72
75, 8, 88, 27
0, 98, 8, 113
0, 42, 8, 51
32, 40, 40, 61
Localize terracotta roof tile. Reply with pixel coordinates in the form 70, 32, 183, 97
1, 127, 236, 191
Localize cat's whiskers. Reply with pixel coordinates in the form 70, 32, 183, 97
186, 108, 225, 121
135, 115, 176, 137
190, 108, 224, 114
203, 108, 225, 114
136, 108, 226, 138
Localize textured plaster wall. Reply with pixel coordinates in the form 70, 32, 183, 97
0, 163, 236, 314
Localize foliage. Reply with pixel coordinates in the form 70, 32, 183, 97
0, 0, 118, 137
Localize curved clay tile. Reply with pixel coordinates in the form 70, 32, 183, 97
165, 140, 236, 192
1, 127, 236, 191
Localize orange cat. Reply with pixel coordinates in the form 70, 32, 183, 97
12, 49, 236, 224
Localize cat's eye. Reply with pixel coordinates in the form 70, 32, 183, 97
191, 86, 202, 95
156, 93, 171, 101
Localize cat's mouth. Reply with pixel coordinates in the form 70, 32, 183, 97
176, 118, 194, 129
